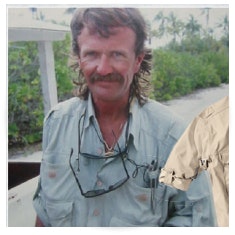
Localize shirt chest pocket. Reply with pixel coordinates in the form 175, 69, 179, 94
108, 179, 168, 226
46, 201, 74, 227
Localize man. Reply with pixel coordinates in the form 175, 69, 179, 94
33, 8, 217, 226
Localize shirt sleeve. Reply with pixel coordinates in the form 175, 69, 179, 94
159, 116, 204, 191
33, 178, 51, 227
32, 109, 56, 227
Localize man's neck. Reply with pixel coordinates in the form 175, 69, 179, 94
92, 96, 130, 149
93, 97, 129, 122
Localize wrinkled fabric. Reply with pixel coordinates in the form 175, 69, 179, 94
159, 96, 229, 226
33, 95, 217, 227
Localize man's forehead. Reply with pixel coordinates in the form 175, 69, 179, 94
80, 25, 135, 38
77, 26, 137, 54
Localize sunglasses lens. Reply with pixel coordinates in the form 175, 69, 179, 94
70, 151, 129, 198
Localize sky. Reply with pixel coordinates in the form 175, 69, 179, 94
8, 6, 228, 28
8, 6, 228, 48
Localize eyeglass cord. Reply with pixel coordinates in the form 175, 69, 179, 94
78, 108, 153, 185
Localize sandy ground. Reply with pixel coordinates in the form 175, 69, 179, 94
7, 84, 229, 227
163, 83, 229, 125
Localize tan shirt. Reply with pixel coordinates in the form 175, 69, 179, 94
159, 96, 229, 227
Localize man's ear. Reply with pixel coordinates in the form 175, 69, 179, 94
134, 52, 145, 73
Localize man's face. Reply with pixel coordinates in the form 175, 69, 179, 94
77, 26, 144, 103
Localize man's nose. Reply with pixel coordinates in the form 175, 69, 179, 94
96, 54, 113, 76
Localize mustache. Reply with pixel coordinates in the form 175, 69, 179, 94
90, 73, 123, 83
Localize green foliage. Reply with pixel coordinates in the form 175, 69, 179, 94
53, 34, 75, 101
8, 34, 75, 147
8, 42, 43, 147
150, 9, 228, 101
199, 49, 229, 84
151, 36, 228, 101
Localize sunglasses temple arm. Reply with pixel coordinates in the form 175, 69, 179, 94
69, 148, 84, 196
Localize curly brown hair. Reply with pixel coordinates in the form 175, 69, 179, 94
70, 8, 152, 105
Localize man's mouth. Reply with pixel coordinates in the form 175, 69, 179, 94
90, 73, 123, 83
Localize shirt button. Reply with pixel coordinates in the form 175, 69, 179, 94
48, 170, 56, 178
93, 208, 100, 216
196, 204, 202, 212
97, 148, 103, 155
96, 180, 103, 187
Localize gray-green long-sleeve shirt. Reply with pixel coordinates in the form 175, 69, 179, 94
33, 95, 217, 227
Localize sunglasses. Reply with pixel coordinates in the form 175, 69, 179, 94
69, 111, 131, 198
69, 148, 130, 198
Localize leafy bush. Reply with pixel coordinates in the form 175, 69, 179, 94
8, 34, 75, 147
8, 41, 43, 146
151, 37, 228, 101
199, 49, 229, 84
53, 34, 75, 101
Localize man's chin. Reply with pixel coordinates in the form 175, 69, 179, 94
92, 91, 120, 102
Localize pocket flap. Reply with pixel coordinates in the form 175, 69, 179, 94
46, 201, 73, 219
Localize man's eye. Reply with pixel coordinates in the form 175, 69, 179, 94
112, 51, 125, 60
85, 51, 97, 57
112, 52, 124, 59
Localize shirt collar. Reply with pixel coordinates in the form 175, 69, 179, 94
128, 97, 141, 151
83, 93, 96, 129
83, 93, 141, 151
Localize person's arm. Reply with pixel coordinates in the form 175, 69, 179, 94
159, 117, 202, 191
163, 171, 217, 226
33, 110, 55, 227
35, 216, 45, 227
